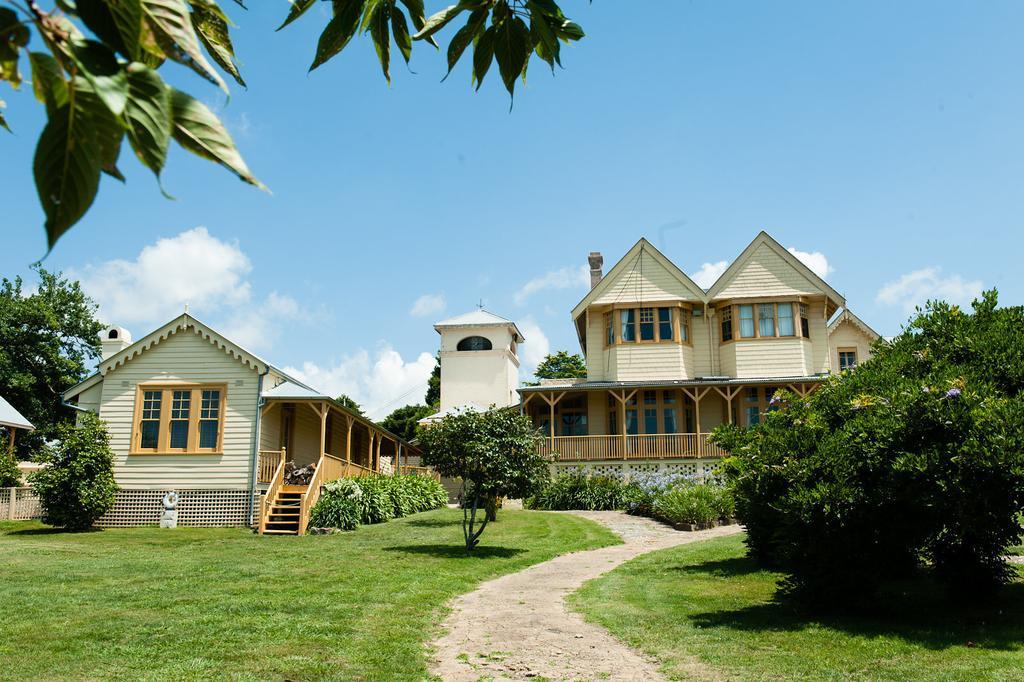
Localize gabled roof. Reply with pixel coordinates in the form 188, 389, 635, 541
704, 231, 845, 309
828, 308, 881, 340
435, 309, 525, 343
0, 395, 34, 431
571, 238, 707, 320
63, 313, 315, 401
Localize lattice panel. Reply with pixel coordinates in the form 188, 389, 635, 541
0, 488, 41, 520
662, 462, 700, 477
97, 489, 257, 528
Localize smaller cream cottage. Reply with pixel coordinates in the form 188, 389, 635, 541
63, 313, 420, 533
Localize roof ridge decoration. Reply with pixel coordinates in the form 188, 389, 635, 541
828, 307, 881, 340
703, 231, 845, 307
571, 238, 708, 320
98, 313, 270, 376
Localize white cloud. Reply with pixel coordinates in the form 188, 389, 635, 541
876, 267, 984, 313
74, 227, 252, 325
221, 292, 309, 352
691, 260, 729, 289
787, 247, 833, 280
285, 346, 437, 420
517, 317, 551, 380
410, 293, 446, 318
514, 265, 589, 305
74, 227, 314, 352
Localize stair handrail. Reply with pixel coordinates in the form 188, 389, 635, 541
298, 454, 326, 536
259, 454, 287, 534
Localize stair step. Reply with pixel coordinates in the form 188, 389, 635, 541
262, 529, 298, 535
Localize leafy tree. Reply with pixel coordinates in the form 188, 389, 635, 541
0, 436, 20, 486
379, 403, 434, 441
713, 290, 1024, 604
533, 350, 586, 381
425, 354, 441, 407
1, 1, 588, 251
0, 267, 104, 460
30, 412, 118, 530
335, 394, 365, 416
418, 407, 548, 550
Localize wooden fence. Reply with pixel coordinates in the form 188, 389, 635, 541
0, 487, 41, 521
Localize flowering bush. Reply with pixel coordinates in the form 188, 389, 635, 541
651, 481, 734, 526
714, 290, 1024, 603
622, 471, 696, 516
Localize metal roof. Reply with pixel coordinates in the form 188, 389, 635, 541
434, 309, 525, 342
519, 375, 828, 393
0, 395, 34, 431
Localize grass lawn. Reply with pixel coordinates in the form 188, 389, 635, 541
0, 509, 618, 681
571, 533, 1024, 681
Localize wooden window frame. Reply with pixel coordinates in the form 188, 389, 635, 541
838, 347, 858, 371
605, 305, 691, 348
130, 383, 227, 455
718, 300, 809, 345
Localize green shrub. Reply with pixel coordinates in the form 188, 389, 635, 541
29, 413, 117, 531
400, 474, 449, 512
652, 482, 733, 526
528, 470, 628, 510
0, 447, 20, 487
714, 291, 1024, 602
309, 478, 362, 531
353, 476, 395, 525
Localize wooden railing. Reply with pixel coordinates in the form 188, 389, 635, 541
257, 450, 284, 484
540, 433, 726, 461
258, 457, 287, 534
402, 466, 442, 482
298, 455, 326, 536
538, 435, 619, 461
320, 454, 377, 481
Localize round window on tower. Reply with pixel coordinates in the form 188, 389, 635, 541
457, 336, 493, 351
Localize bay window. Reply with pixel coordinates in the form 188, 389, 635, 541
606, 306, 686, 345
718, 301, 811, 343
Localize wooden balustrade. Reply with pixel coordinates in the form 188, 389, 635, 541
257, 450, 284, 484
540, 433, 725, 461
258, 457, 287, 534
402, 465, 442, 482
298, 455, 326, 535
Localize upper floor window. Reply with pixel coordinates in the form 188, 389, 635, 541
132, 384, 225, 454
620, 309, 637, 342
838, 348, 858, 371
457, 336, 492, 351
606, 307, 685, 346
720, 302, 807, 343
739, 305, 755, 338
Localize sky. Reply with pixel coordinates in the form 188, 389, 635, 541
2, 1, 1021, 419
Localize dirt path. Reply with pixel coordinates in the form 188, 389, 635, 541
429, 511, 742, 681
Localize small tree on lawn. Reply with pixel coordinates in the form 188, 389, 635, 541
30, 413, 117, 531
419, 408, 549, 550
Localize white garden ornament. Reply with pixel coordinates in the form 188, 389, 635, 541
160, 492, 178, 529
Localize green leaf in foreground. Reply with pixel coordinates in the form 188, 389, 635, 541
124, 63, 173, 181
169, 87, 265, 189
142, 0, 228, 93
310, 0, 367, 71
191, 4, 246, 87
70, 39, 129, 116
494, 16, 530, 99
33, 104, 104, 251
277, 0, 318, 31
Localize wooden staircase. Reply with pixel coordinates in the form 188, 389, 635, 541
261, 485, 305, 535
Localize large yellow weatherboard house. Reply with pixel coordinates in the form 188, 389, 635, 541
520, 232, 880, 477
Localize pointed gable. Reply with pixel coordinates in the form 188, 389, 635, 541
572, 239, 706, 319
707, 232, 845, 308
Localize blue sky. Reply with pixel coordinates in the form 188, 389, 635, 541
2, 1, 1021, 418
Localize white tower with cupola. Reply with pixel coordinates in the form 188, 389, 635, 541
433, 309, 524, 413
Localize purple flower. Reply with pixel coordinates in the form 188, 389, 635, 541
769, 394, 782, 406
944, 388, 962, 399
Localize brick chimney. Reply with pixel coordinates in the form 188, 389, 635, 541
588, 252, 604, 289
100, 326, 132, 361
